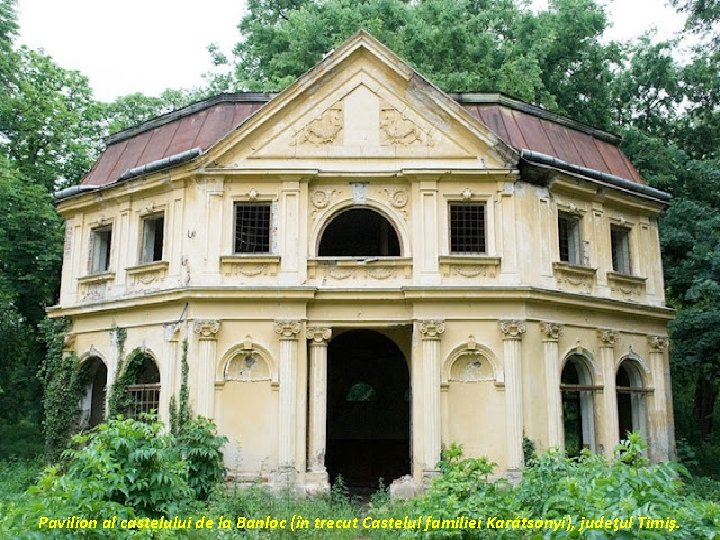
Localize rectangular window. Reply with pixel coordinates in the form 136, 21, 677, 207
558, 213, 581, 265
611, 225, 631, 274
234, 203, 271, 254
449, 203, 486, 254
140, 213, 165, 263
90, 226, 112, 273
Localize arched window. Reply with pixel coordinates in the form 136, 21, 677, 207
560, 355, 596, 456
126, 353, 160, 418
318, 208, 400, 256
616, 359, 647, 440
80, 357, 107, 429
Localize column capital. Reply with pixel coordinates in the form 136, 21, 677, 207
597, 329, 618, 347
418, 320, 445, 340
540, 321, 562, 341
62, 333, 76, 352
499, 319, 526, 340
648, 335, 669, 352
164, 322, 181, 342
306, 327, 332, 345
274, 320, 302, 340
193, 320, 221, 340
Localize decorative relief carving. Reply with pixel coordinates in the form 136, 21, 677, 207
293, 103, 343, 145
439, 256, 501, 279
379, 104, 433, 146
126, 261, 169, 288
307, 259, 412, 281
648, 335, 669, 352
63, 333, 76, 351
607, 272, 646, 297
552, 262, 596, 294
225, 352, 270, 382
194, 320, 221, 340
306, 327, 332, 344
274, 320, 301, 340
540, 322, 562, 341
499, 320, 526, 340
597, 329, 618, 347
418, 320, 445, 340
450, 353, 494, 382
163, 322, 181, 342
78, 272, 115, 303
220, 256, 280, 277
384, 188, 408, 209
311, 189, 335, 209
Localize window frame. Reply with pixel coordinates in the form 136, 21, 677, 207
233, 201, 273, 255
89, 224, 113, 274
557, 211, 583, 265
610, 225, 632, 275
448, 201, 487, 255
138, 212, 165, 264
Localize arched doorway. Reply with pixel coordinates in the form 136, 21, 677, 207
318, 208, 400, 256
616, 359, 647, 440
80, 357, 107, 429
126, 353, 161, 418
560, 355, 596, 456
325, 330, 410, 490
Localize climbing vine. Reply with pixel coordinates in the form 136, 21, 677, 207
107, 346, 149, 417
38, 317, 92, 458
170, 338, 190, 436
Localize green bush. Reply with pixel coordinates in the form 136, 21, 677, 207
177, 416, 227, 501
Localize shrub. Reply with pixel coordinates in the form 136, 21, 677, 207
177, 416, 227, 501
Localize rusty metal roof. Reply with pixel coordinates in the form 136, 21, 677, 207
81, 92, 644, 187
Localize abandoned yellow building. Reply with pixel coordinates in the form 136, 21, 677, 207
51, 32, 674, 491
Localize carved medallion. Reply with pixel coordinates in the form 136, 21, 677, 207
380, 105, 431, 146
294, 104, 343, 145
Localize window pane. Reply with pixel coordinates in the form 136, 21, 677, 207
141, 215, 164, 263
611, 226, 631, 274
558, 213, 581, 264
235, 204, 271, 253
91, 227, 112, 273
450, 203, 485, 253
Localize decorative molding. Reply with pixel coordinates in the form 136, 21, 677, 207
418, 320, 445, 340
439, 256, 501, 278
220, 255, 280, 277
597, 329, 619, 347
552, 262, 596, 293
648, 335, 669, 352
294, 103, 343, 145
307, 258, 413, 281
163, 322, 181, 342
126, 261, 169, 287
77, 272, 115, 302
384, 188, 409, 209
306, 327, 332, 345
499, 320, 526, 340
379, 103, 433, 146
194, 320, 221, 340
540, 322, 562, 341
607, 272, 646, 297
311, 189, 336, 209
63, 333, 76, 351
274, 320, 301, 340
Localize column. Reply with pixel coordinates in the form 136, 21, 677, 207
648, 335, 670, 461
306, 327, 331, 486
274, 320, 301, 472
541, 322, 563, 449
598, 329, 619, 458
193, 320, 220, 418
499, 319, 526, 472
418, 319, 445, 475
278, 181, 301, 284
159, 322, 181, 426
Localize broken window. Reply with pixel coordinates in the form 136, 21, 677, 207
449, 203, 486, 254
560, 355, 596, 457
611, 225, 631, 274
318, 208, 400, 256
140, 213, 164, 263
234, 203, 271, 254
126, 354, 160, 418
90, 226, 112, 273
558, 213, 581, 264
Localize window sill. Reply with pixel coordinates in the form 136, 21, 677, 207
77, 272, 116, 285
308, 257, 412, 280
607, 271, 646, 297
439, 255, 501, 278
552, 262, 596, 293
126, 261, 169, 287
220, 255, 281, 277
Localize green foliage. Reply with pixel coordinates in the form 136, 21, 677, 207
108, 343, 153, 419
177, 416, 227, 501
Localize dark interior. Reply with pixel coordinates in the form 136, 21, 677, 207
325, 330, 410, 491
318, 208, 400, 257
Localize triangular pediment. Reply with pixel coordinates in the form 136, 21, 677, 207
207, 32, 516, 169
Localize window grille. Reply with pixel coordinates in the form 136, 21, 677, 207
234, 203, 271, 253
126, 384, 161, 418
449, 203, 486, 254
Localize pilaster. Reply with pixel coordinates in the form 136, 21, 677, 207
648, 335, 670, 461
540, 322, 563, 449
159, 322, 181, 426
306, 327, 332, 491
418, 319, 445, 477
598, 329, 619, 457
274, 320, 302, 480
500, 319, 526, 472
193, 320, 220, 418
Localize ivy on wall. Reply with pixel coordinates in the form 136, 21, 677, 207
39, 317, 92, 458
107, 345, 150, 417
170, 338, 190, 436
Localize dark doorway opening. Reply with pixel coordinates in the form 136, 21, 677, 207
325, 330, 410, 492
318, 208, 400, 256
82, 357, 107, 429
616, 359, 645, 440
560, 355, 595, 457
